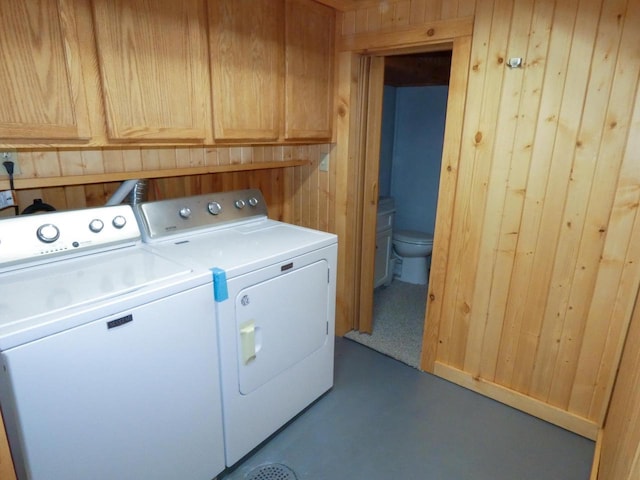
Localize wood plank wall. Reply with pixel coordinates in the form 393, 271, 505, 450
335, 0, 640, 440
598, 289, 640, 480
1, 145, 335, 233
0, 409, 15, 480
340, 0, 476, 31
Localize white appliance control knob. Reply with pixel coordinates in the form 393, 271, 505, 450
208, 201, 222, 215
248, 197, 259, 207
37, 224, 60, 243
235, 199, 246, 209
112, 215, 127, 229
89, 219, 104, 233
179, 207, 192, 219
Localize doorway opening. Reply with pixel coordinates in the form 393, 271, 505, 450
345, 50, 452, 369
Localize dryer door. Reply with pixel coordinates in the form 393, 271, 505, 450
235, 259, 329, 395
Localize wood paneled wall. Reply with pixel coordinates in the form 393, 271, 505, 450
334, 0, 640, 440
1, 144, 335, 232
340, 0, 476, 33
0, 409, 15, 480
598, 288, 640, 480
429, 0, 640, 436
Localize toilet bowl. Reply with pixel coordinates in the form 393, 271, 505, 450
392, 229, 433, 285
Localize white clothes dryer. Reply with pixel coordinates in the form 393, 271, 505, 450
134, 189, 337, 466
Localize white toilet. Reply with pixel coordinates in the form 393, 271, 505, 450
392, 229, 433, 285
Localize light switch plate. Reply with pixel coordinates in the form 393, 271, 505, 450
319, 153, 329, 172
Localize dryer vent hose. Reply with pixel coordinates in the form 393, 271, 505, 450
106, 179, 147, 206
127, 179, 147, 205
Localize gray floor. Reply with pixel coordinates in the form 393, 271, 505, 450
345, 280, 427, 368
219, 338, 595, 480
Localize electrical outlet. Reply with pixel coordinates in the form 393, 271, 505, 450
319, 153, 329, 172
1, 150, 21, 176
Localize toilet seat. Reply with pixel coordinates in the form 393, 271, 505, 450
393, 229, 433, 246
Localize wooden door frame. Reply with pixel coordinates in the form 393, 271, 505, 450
357, 56, 386, 333
333, 36, 472, 373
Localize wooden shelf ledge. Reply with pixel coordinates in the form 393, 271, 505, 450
0, 160, 309, 190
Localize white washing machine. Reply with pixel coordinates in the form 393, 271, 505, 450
0, 205, 225, 480
134, 189, 337, 466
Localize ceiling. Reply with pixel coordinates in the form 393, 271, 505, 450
312, 0, 381, 11
384, 51, 452, 87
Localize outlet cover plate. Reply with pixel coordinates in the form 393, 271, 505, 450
1, 150, 21, 176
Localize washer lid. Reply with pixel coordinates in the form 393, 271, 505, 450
393, 229, 433, 245
0, 247, 196, 349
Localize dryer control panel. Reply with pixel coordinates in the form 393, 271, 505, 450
135, 189, 268, 242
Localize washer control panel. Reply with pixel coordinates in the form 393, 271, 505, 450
135, 189, 268, 241
0, 205, 140, 268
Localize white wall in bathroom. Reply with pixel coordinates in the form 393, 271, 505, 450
380, 85, 448, 234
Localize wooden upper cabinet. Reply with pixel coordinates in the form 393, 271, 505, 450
0, 0, 90, 142
284, 0, 335, 140
0, 0, 334, 147
91, 0, 209, 142
209, 0, 284, 141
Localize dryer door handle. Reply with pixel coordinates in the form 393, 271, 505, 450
240, 320, 257, 365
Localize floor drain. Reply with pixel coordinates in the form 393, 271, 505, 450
245, 463, 298, 480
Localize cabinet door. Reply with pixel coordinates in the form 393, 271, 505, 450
374, 230, 393, 288
0, 0, 90, 142
92, 0, 209, 142
284, 0, 334, 140
209, 0, 283, 141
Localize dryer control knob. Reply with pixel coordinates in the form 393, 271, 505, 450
208, 201, 222, 215
89, 219, 104, 233
248, 197, 259, 207
179, 207, 192, 219
112, 215, 127, 229
37, 224, 60, 243
235, 199, 246, 209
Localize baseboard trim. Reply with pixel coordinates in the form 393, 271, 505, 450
433, 361, 599, 440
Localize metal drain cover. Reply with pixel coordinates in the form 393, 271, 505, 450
245, 463, 298, 480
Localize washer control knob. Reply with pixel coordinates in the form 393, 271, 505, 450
112, 215, 127, 229
37, 224, 60, 243
248, 197, 259, 207
235, 199, 246, 209
89, 219, 104, 233
208, 201, 222, 215
179, 207, 192, 219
